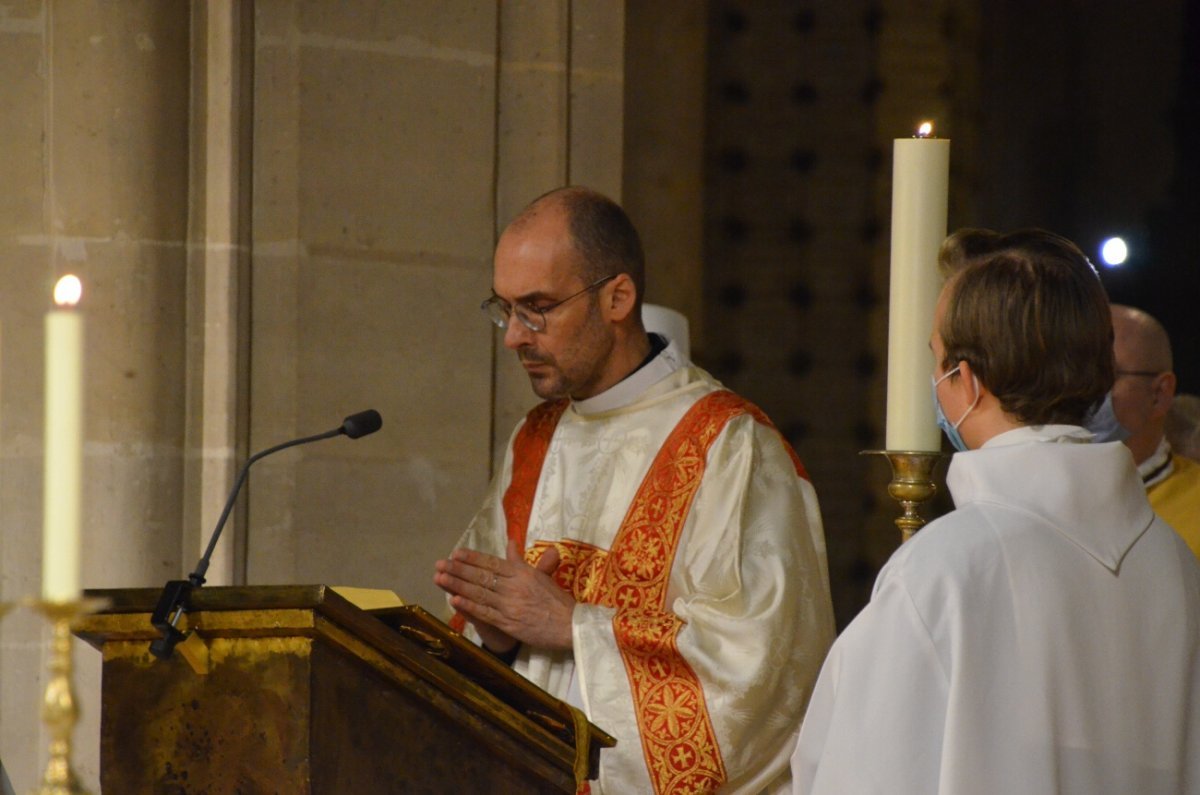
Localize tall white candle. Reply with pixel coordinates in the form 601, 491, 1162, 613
886, 123, 949, 452
42, 275, 84, 602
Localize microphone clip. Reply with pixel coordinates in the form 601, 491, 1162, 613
149, 578, 197, 659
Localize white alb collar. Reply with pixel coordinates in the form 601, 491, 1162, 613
981, 424, 1093, 449
573, 335, 686, 415
1137, 437, 1174, 487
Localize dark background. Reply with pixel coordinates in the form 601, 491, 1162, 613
696, 1, 1197, 626
976, 0, 1199, 394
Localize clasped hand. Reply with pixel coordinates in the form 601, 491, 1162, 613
433, 539, 575, 654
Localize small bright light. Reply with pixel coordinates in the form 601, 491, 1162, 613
1100, 237, 1128, 267
53, 275, 83, 307
916, 121, 934, 138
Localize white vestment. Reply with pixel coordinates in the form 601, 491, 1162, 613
455, 339, 835, 794
793, 426, 1200, 794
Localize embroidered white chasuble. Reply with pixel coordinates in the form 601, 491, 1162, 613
453, 341, 834, 794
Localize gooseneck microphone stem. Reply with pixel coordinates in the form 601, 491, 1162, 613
149, 409, 382, 659
190, 427, 341, 587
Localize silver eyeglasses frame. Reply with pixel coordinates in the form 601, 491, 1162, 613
481, 275, 616, 333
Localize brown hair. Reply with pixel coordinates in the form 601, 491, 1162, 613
937, 228, 1114, 425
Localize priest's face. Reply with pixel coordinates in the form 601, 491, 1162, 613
492, 204, 616, 400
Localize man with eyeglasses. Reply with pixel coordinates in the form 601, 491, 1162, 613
434, 186, 834, 794
1111, 304, 1200, 557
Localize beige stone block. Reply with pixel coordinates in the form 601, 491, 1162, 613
0, 442, 44, 602
496, 65, 569, 225
76, 245, 188, 445
296, 0, 496, 50
0, 16, 45, 238
243, 255, 300, 580
568, 83, 623, 197
501, 0, 568, 63
570, 0, 624, 73
0, 0, 41, 18
0, 611, 49, 791
49, 1, 190, 240
295, 47, 496, 257
246, 253, 494, 598
567, 0, 623, 197
84, 450, 185, 586
252, 3, 302, 243
288, 455, 487, 612
293, 253, 492, 453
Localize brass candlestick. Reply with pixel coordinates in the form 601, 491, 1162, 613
25, 598, 108, 795
862, 450, 945, 543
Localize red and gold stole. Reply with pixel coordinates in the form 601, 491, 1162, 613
508, 390, 805, 794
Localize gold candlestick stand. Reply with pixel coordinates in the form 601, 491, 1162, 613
861, 451, 945, 543
24, 598, 108, 795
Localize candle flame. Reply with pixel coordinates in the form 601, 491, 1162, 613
916, 121, 934, 138
53, 275, 83, 308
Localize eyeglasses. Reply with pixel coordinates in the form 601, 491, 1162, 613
481, 275, 616, 333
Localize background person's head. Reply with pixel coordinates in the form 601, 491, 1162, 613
488, 187, 648, 400
931, 228, 1114, 449
1111, 304, 1177, 464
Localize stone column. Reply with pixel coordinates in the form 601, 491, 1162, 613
182, 0, 253, 588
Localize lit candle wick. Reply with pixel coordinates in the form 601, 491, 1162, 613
54, 275, 83, 308
916, 121, 934, 139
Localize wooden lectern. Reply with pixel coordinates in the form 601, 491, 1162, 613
75, 586, 614, 793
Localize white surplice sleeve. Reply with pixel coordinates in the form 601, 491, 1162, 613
791, 561, 949, 794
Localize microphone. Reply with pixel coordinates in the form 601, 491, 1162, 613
341, 408, 383, 439
149, 409, 383, 659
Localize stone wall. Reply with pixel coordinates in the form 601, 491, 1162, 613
0, 1, 652, 787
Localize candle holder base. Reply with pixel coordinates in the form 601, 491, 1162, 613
23, 597, 109, 795
861, 450, 946, 543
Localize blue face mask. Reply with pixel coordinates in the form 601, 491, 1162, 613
1083, 391, 1130, 443
931, 366, 980, 452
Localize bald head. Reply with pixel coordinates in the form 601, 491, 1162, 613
1112, 304, 1173, 375
1110, 305, 1177, 464
511, 187, 647, 311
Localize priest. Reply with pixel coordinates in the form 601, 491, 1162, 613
435, 186, 835, 794
792, 229, 1200, 793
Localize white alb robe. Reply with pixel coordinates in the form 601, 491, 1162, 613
793, 426, 1200, 794
455, 340, 835, 794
